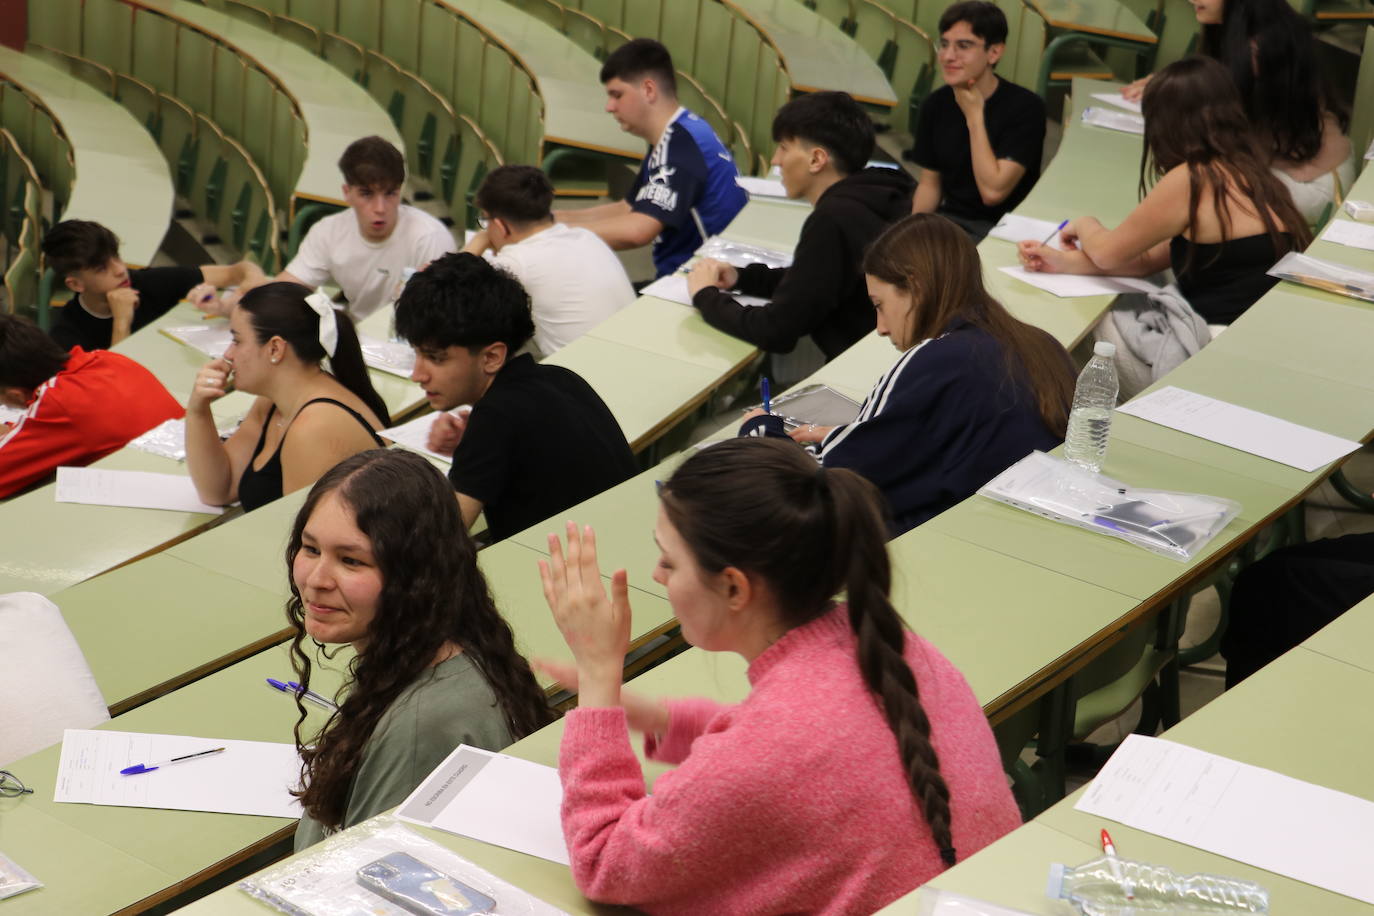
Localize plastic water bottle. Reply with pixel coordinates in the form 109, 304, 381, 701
1048, 857, 1269, 915
1063, 341, 1119, 474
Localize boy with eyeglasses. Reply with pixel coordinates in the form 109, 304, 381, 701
906, 1, 1046, 240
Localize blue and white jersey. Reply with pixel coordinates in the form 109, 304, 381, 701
627, 107, 748, 277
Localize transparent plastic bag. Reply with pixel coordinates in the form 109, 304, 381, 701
1267, 251, 1374, 303
0, 851, 42, 900
239, 817, 568, 916
1080, 106, 1144, 135
162, 324, 232, 358
979, 451, 1240, 561
127, 416, 241, 461
696, 236, 794, 269
358, 334, 417, 378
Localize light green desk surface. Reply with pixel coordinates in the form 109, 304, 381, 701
0, 446, 230, 596
585, 294, 758, 376
713, 197, 810, 251
443, 0, 641, 159
1302, 591, 1374, 673
1, 645, 342, 916
1201, 285, 1374, 391
0, 47, 172, 267
728, 0, 898, 106
1031, 647, 1374, 916
1025, 0, 1158, 42
54, 553, 289, 714
164, 489, 306, 591
542, 335, 726, 452
925, 433, 1300, 602
131, 0, 402, 208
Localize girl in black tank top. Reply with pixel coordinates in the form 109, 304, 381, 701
185, 282, 391, 511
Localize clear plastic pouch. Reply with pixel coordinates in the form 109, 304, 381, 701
1080, 106, 1144, 135
162, 324, 232, 358
1267, 251, 1374, 303
911, 888, 1038, 915
238, 818, 568, 916
696, 236, 794, 269
979, 452, 1240, 561
0, 851, 42, 900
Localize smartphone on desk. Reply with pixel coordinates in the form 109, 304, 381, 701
356, 852, 496, 916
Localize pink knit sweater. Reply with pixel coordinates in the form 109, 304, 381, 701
558, 605, 1022, 915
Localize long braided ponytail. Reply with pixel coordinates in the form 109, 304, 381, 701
660, 437, 957, 865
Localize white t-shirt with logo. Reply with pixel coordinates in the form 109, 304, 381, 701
490, 223, 636, 357
285, 205, 456, 320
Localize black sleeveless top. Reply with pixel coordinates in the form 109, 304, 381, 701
238, 397, 384, 512
1171, 233, 1290, 326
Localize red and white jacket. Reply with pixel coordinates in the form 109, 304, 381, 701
0, 347, 183, 498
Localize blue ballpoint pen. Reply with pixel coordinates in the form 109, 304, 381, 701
266, 678, 337, 710
761, 377, 771, 415
1042, 219, 1069, 246
120, 746, 225, 775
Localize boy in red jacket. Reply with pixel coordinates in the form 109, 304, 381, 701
0, 315, 182, 498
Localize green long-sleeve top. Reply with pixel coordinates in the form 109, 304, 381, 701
293, 652, 513, 850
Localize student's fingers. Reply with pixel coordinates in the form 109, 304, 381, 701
532, 657, 580, 691
577, 525, 608, 602
545, 531, 569, 597
609, 568, 631, 629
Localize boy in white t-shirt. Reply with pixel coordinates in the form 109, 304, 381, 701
280, 136, 455, 320
464, 165, 634, 357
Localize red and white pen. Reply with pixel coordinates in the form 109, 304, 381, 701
1101, 828, 1134, 899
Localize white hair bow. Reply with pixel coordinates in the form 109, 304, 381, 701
304, 287, 339, 358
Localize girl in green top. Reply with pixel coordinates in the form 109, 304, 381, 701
285, 448, 552, 848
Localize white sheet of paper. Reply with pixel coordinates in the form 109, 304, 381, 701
640, 274, 769, 308
54, 729, 302, 818
357, 333, 417, 378
1081, 106, 1145, 135
1117, 385, 1360, 472
55, 467, 224, 514
1319, 218, 1374, 252
397, 745, 569, 865
987, 214, 1067, 249
380, 410, 463, 464
1090, 91, 1143, 114
736, 176, 788, 198
999, 266, 1160, 298
1077, 734, 1374, 904
162, 324, 232, 359
0, 403, 24, 426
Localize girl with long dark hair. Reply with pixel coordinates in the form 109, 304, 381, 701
185, 282, 390, 511
287, 448, 552, 848
538, 438, 1021, 914
1123, 0, 1351, 223
1020, 57, 1311, 328
768, 213, 1074, 536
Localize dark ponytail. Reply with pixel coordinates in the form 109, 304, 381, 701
239, 281, 391, 426
660, 438, 957, 866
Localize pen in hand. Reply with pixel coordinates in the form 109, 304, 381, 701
1042, 219, 1069, 247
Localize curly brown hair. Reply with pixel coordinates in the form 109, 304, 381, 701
286, 448, 552, 828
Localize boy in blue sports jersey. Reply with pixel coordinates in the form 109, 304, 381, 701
555, 39, 747, 278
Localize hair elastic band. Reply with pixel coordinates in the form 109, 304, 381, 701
304, 288, 339, 358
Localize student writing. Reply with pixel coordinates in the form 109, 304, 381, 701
287, 449, 551, 848
184, 282, 389, 512
688, 91, 914, 361
1018, 58, 1311, 330
746, 214, 1073, 536
538, 438, 1021, 915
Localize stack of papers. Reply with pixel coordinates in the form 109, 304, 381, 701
1090, 91, 1142, 114
161, 324, 231, 359
1081, 106, 1145, 135
398, 745, 569, 865
1117, 386, 1360, 472
736, 175, 790, 199
380, 410, 462, 463
987, 213, 1068, 249
357, 333, 416, 378
55, 729, 301, 817
55, 467, 225, 514
998, 266, 1160, 298
640, 274, 769, 308
1078, 734, 1374, 905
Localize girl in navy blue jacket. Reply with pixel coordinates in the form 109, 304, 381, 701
750, 214, 1075, 535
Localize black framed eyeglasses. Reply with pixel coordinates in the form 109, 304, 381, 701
0, 770, 33, 797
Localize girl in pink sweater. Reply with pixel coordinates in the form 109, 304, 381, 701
539, 438, 1022, 915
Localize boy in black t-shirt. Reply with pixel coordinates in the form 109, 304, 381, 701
43, 220, 264, 351
394, 253, 638, 543
907, 1, 1046, 240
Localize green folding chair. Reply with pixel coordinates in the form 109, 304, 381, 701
223, 0, 275, 29
274, 15, 324, 55
131, 8, 179, 94
888, 17, 934, 138
211, 46, 247, 143
480, 52, 516, 155
694, 0, 733, 102
565, 8, 610, 60
379, 0, 422, 72
156, 92, 199, 197
417, 2, 459, 99
116, 73, 162, 140
853, 0, 899, 79
26, 0, 83, 53
1349, 26, 1374, 177
453, 22, 487, 125
322, 31, 367, 83
175, 26, 217, 116
289, 0, 337, 29
192, 113, 229, 228
621, 0, 662, 40
240, 65, 275, 171
584, 0, 628, 30
659, 0, 701, 80
337, 0, 382, 46
808, 0, 857, 32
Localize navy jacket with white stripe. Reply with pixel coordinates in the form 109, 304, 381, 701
819, 319, 1064, 536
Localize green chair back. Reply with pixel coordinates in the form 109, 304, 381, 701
1351, 26, 1374, 176
323, 31, 367, 83
890, 17, 934, 136
380, 0, 422, 71
115, 73, 161, 141
418, 3, 458, 99
853, 0, 898, 78
695, 0, 734, 101
275, 15, 324, 55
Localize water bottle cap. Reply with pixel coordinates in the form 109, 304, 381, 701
1046, 862, 1066, 898
1093, 341, 1117, 358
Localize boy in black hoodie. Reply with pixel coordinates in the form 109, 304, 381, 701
687, 92, 915, 361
